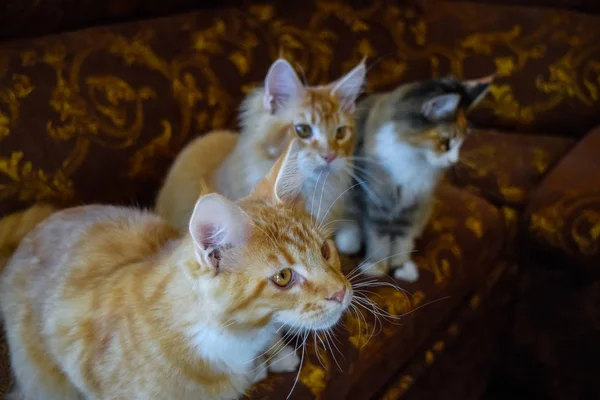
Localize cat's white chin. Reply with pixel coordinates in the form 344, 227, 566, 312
311, 308, 346, 330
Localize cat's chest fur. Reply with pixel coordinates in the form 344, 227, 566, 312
362, 122, 442, 214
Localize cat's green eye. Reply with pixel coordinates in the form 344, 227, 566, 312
294, 124, 313, 139
439, 138, 451, 152
335, 126, 349, 141
271, 268, 294, 287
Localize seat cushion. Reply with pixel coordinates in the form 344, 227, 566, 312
245, 184, 505, 400
448, 130, 575, 208
525, 126, 600, 273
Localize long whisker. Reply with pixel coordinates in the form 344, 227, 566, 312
317, 168, 333, 224
310, 169, 324, 219
345, 167, 383, 208
287, 330, 308, 399
319, 180, 364, 229
350, 249, 417, 280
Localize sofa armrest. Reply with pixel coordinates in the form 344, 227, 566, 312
448, 129, 574, 208
525, 126, 600, 274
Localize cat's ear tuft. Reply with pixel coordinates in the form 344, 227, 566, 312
421, 93, 461, 121
264, 58, 305, 114
189, 194, 248, 272
462, 74, 494, 110
330, 57, 367, 113
248, 138, 305, 206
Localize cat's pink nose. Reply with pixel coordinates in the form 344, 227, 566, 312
322, 151, 337, 164
327, 287, 346, 304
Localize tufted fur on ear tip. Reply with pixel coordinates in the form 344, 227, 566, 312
263, 58, 305, 114
463, 74, 495, 110
330, 57, 367, 113
189, 193, 249, 272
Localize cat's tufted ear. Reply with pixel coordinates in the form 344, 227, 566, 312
330, 57, 367, 113
189, 193, 249, 273
421, 93, 461, 121
264, 58, 305, 114
248, 138, 304, 206
462, 74, 494, 110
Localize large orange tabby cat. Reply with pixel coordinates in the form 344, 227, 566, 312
156, 58, 366, 245
0, 139, 352, 400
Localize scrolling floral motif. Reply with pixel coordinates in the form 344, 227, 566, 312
0, 74, 34, 141
530, 192, 600, 258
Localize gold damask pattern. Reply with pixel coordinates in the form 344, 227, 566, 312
530, 192, 600, 261
526, 128, 600, 270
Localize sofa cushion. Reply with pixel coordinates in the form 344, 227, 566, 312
2, 0, 600, 217
525, 126, 600, 273
448, 130, 575, 208
242, 184, 505, 400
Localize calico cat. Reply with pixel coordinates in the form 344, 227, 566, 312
0, 139, 352, 400
156, 58, 366, 240
337, 76, 493, 281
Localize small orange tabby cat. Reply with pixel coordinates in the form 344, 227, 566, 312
156, 58, 366, 242
0, 139, 352, 400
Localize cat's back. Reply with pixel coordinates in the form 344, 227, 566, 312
1, 205, 179, 307
156, 130, 238, 230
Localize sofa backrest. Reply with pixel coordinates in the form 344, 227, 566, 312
1, 0, 599, 215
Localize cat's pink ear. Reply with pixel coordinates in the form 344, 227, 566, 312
189, 194, 248, 272
264, 58, 305, 114
330, 58, 367, 113
248, 138, 305, 206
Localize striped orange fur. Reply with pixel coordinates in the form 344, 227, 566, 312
0, 139, 352, 400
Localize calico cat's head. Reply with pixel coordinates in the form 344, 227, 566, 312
379, 75, 493, 168
187, 139, 352, 331
253, 58, 366, 178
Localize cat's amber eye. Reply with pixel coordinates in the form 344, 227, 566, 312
271, 268, 294, 288
321, 241, 331, 260
335, 126, 349, 141
439, 138, 451, 152
294, 124, 313, 139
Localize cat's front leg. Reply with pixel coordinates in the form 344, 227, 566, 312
361, 221, 391, 277
265, 333, 301, 374
390, 235, 419, 282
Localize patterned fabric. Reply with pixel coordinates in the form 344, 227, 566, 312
449, 129, 575, 207
381, 262, 518, 400
2, 0, 600, 215
525, 126, 600, 272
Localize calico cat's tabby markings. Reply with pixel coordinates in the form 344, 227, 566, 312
156, 58, 366, 238
0, 140, 352, 400
338, 76, 493, 281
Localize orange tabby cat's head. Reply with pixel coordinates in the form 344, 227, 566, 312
187, 139, 352, 331
261, 58, 366, 178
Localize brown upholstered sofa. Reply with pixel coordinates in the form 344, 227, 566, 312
1, 0, 599, 398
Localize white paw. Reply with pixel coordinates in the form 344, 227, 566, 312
268, 345, 301, 373
360, 261, 389, 277
253, 366, 268, 383
393, 260, 419, 282
335, 224, 362, 255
